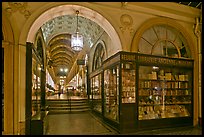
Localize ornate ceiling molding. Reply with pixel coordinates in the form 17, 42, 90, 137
121, 2, 128, 8
5, 2, 31, 19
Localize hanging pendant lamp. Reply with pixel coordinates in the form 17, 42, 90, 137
71, 10, 83, 51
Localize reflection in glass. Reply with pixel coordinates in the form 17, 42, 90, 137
104, 65, 119, 121
138, 66, 192, 120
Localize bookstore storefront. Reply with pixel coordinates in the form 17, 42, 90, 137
89, 19, 198, 133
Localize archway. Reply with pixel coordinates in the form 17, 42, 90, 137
20, 3, 122, 100
20, 4, 122, 53
18, 4, 122, 134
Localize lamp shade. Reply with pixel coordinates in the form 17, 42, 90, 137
71, 31, 83, 51
71, 10, 83, 51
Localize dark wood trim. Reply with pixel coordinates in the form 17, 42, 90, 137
199, 117, 202, 127
25, 42, 33, 135
40, 69, 46, 111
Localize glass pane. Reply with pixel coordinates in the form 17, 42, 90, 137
32, 60, 42, 117
138, 66, 192, 120
92, 74, 102, 112
152, 41, 179, 58
152, 41, 165, 56
104, 65, 119, 121
142, 27, 158, 45
121, 62, 136, 103
154, 25, 166, 39
90, 79, 94, 100
139, 24, 191, 58
139, 38, 152, 54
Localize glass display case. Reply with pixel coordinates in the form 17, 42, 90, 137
103, 65, 120, 122
32, 60, 42, 116
136, 53, 193, 129
91, 73, 102, 113
89, 51, 193, 133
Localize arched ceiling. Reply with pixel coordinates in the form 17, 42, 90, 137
42, 14, 104, 81
41, 14, 104, 47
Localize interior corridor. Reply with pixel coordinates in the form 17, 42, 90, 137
45, 112, 118, 135
45, 111, 202, 135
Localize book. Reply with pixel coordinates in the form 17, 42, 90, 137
179, 75, 185, 81
165, 73, 172, 80
152, 72, 157, 80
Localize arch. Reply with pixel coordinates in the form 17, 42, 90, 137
131, 17, 196, 58
131, 17, 199, 126
50, 45, 74, 54
51, 50, 74, 59
34, 30, 47, 69
52, 54, 73, 63
2, 11, 14, 43
19, 3, 122, 52
92, 40, 107, 71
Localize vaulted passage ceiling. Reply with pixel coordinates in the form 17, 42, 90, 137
46, 34, 76, 77
41, 14, 104, 80
41, 15, 104, 47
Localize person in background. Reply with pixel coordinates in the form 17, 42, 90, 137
58, 90, 61, 98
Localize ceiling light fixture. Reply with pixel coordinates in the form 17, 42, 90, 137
71, 10, 83, 51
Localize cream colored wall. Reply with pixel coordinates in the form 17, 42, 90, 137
2, 2, 202, 135
2, 12, 14, 135
2, 41, 14, 135
18, 45, 26, 130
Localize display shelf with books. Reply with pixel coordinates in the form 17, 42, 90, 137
104, 66, 119, 121
138, 66, 192, 120
121, 62, 136, 103
89, 51, 194, 133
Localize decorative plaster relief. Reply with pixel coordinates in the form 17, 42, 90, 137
5, 2, 31, 19
121, 2, 128, 8
119, 14, 134, 35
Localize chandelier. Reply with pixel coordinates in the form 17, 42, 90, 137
71, 10, 83, 51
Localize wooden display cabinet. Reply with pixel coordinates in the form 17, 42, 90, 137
90, 69, 103, 115
89, 51, 194, 133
